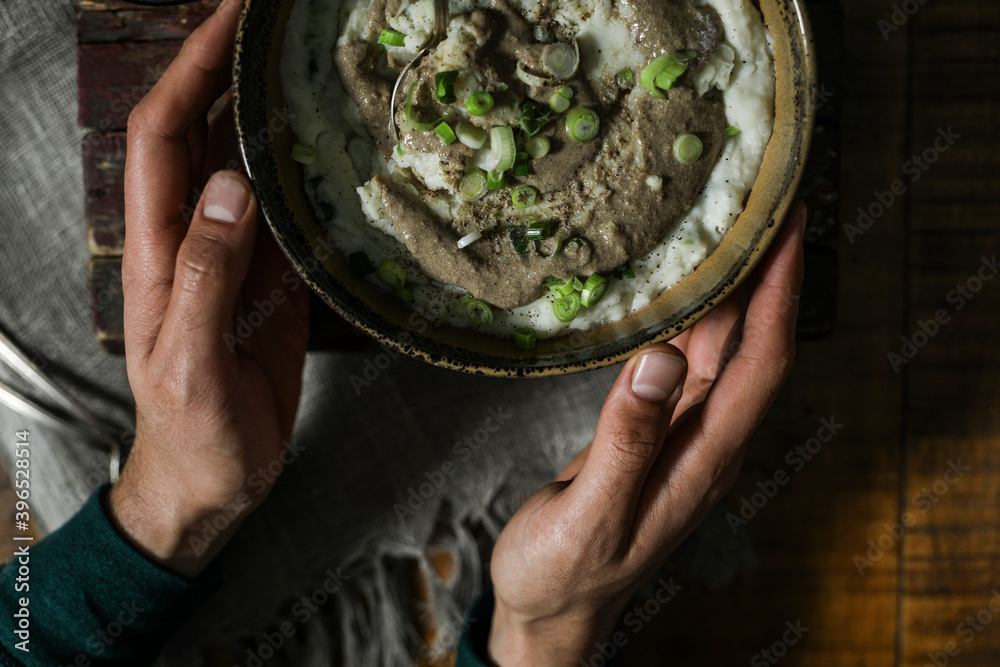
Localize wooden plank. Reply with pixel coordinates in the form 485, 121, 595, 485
78, 9, 211, 44
901, 0, 1000, 664
78, 40, 183, 131
84, 132, 126, 256
77, 0, 219, 12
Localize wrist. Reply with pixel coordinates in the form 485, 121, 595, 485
488, 601, 616, 667
107, 444, 258, 578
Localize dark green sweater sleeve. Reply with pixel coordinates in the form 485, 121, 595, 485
0, 484, 217, 667
456, 587, 494, 667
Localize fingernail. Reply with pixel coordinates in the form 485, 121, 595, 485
631, 352, 686, 403
203, 172, 251, 224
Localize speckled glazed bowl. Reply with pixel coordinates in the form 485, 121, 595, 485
233, 0, 817, 377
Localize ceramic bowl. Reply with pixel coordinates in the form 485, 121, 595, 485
233, 0, 817, 377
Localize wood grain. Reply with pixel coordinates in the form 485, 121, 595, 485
901, 1, 1000, 665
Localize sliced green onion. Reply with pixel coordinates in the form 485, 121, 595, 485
456, 122, 487, 149
726, 126, 742, 137
541, 41, 579, 79
490, 126, 516, 172
525, 221, 550, 239
514, 327, 537, 350
465, 298, 494, 326
580, 274, 608, 307
552, 292, 581, 322
640, 50, 696, 99
673, 133, 704, 163
465, 91, 494, 116
457, 228, 482, 248
434, 70, 459, 104
348, 251, 376, 276
619, 68, 634, 83
537, 232, 562, 258
291, 143, 317, 164
378, 29, 407, 47
513, 151, 530, 177
511, 186, 537, 208
613, 262, 636, 279
396, 143, 406, 156
525, 135, 550, 158
487, 170, 507, 190
571, 276, 584, 291
405, 82, 438, 131
434, 121, 457, 145
376, 260, 406, 288
551, 279, 576, 296
549, 87, 572, 113
565, 107, 599, 143
518, 100, 552, 136
565, 237, 588, 253
459, 169, 488, 201
393, 286, 413, 303
509, 225, 529, 256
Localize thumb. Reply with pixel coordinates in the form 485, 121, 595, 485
158, 170, 258, 356
572, 344, 687, 521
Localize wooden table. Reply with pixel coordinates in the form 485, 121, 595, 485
618, 0, 1000, 664
53, 0, 1000, 664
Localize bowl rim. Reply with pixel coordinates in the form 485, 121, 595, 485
233, 0, 818, 377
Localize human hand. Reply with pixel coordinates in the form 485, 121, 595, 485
108, 0, 310, 578
488, 202, 807, 665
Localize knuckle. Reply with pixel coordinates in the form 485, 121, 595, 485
175, 233, 232, 295
602, 414, 663, 474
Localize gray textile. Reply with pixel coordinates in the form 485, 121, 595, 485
0, 2, 751, 663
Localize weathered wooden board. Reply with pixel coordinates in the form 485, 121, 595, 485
83, 132, 126, 256
901, 1, 1000, 665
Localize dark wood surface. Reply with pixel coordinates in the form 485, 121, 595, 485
64, 0, 1000, 664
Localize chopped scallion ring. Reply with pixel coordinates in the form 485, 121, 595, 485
525, 220, 550, 239
376, 260, 406, 288
537, 232, 562, 258
291, 143, 317, 164
393, 286, 413, 303
434, 70, 459, 104
619, 68, 634, 83
580, 274, 608, 307
509, 225, 529, 256
513, 151, 530, 177
541, 41, 579, 80
552, 292, 581, 322
551, 279, 576, 296
565, 107, 600, 143
511, 186, 537, 209
378, 29, 407, 47
465, 91, 494, 116
459, 169, 488, 202
673, 133, 704, 163
549, 87, 573, 113
465, 298, 494, 326
348, 251, 376, 276
613, 262, 636, 279
457, 228, 482, 248
525, 135, 550, 158
456, 122, 487, 149
514, 327, 537, 350
725, 126, 742, 137
405, 82, 439, 131
640, 50, 696, 99
434, 121, 457, 145
487, 170, 507, 190
490, 126, 516, 172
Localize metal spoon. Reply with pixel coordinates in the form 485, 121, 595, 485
389, 0, 450, 143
